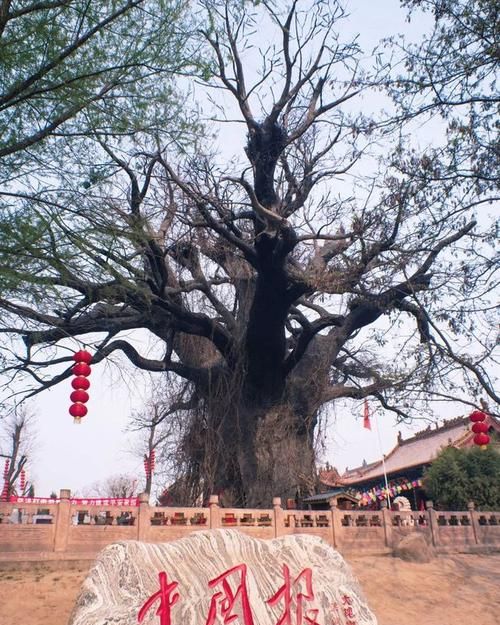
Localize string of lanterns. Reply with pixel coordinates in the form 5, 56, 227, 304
19, 468, 26, 494
69, 350, 92, 423
1, 459, 9, 501
358, 479, 423, 506
143, 450, 156, 480
469, 410, 490, 449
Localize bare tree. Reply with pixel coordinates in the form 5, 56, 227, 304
0, 1, 497, 506
85, 474, 138, 499
0, 405, 35, 499
128, 383, 186, 495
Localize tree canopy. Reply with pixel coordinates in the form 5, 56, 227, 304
0, 0, 498, 506
424, 445, 500, 510
0, 0, 198, 165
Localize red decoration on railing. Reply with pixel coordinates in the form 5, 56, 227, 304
69, 350, 92, 423
469, 410, 489, 450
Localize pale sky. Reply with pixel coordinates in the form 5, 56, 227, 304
4, 1, 475, 499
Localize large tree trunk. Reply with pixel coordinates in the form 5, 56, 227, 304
183, 378, 320, 508
237, 402, 318, 507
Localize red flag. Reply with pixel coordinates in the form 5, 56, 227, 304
363, 399, 372, 430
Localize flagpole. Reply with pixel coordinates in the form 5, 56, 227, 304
363, 399, 391, 508
373, 411, 391, 509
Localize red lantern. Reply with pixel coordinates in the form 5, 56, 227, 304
69, 402, 88, 424
70, 389, 89, 404
72, 362, 91, 377
473, 432, 490, 446
3, 459, 9, 479
20, 469, 26, 492
73, 350, 92, 364
472, 422, 489, 434
72, 376, 90, 390
469, 410, 486, 423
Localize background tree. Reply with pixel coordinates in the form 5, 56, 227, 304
0, 1, 497, 506
424, 446, 500, 510
128, 384, 185, 495
393, 0, 498, 191
85, 473, 138, 499
385, 0, 499, 394
0, 405, 35, 499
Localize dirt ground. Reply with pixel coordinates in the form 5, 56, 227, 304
1, 553, 499, 625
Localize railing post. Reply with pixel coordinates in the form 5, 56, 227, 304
54, 489, 71, 553
209, 495, 220, 529
137, 492, 150, 541
329, 499, 342, 550
273, 497, 283, 538
468, 501, 479, 545
426, 500, 439, 547
380, 500, 393, 549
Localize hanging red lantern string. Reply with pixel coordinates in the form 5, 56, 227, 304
72, 376, 90, 390
3, 459, 9, 479
69, 350, 92, 423
471, 422, 488, 434
143, 456, 151, 479
473, 432, 490, 448
1, 480, 9, 501
150, 449, 156, 473
19, 469, 26, 493
469, 410, 490, 450
469, 410, 486, 423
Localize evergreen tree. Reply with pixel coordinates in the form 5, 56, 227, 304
424, 446, 500, 510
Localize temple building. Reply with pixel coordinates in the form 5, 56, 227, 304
312, 414, 500, 510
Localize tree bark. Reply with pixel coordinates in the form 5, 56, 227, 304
183, 368, 320, 508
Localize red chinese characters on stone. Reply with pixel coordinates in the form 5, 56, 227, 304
138, 571, 180, 625
267, 565, 321, 625
341, 594, 358, 625
205, 563, 255, 625
328, 595, 358, 625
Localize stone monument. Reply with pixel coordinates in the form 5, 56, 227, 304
69, 529, 378, 624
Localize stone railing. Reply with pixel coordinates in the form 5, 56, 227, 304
0, 491, 499, 561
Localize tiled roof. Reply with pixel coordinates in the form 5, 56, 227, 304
331, 414, 500, 486
303, 488, 359, 504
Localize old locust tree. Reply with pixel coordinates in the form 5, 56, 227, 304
0, 3, 496, 506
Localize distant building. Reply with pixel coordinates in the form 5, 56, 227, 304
318, 414, 500, 510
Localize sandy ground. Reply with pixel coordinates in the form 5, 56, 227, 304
1, 554, 499, 625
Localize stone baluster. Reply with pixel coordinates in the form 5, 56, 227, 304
273, 497, 283, 538
380, 500, 393, 549
426, 500, 440, 547
329, 499, 342, 549
137, 492, 150, 541
54, 489, 72, 552
209, 495, 220, 529
467, 501, 479, 545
